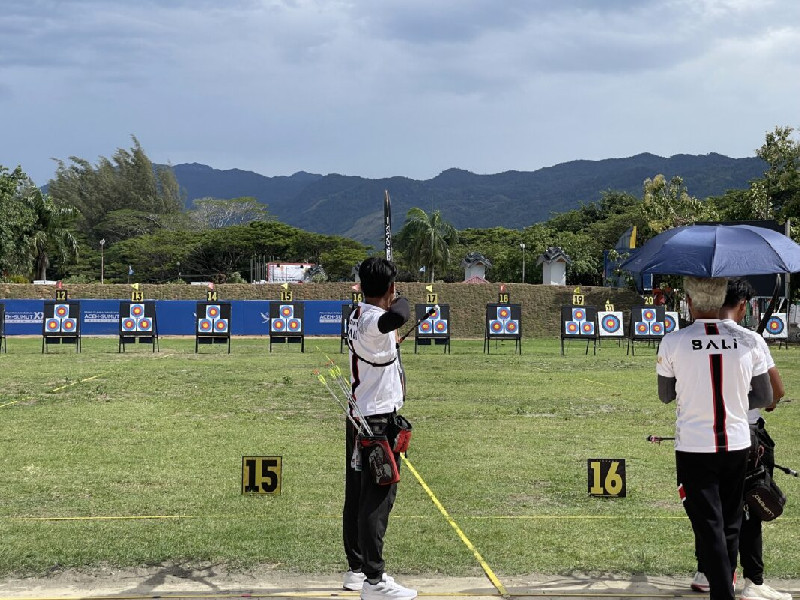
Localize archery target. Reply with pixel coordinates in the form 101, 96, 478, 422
572, 308, 586, 321
630, 306, 666, 340
419, 320, 432, 334
280, 305, 294, 318
206, 305, 221, 319
46, 318, 61, 332
434, 319, 448, 333
560, 305, 597, 339
214, 318, 229, 333
664, 312, 679, 334
486, 303, 521, 339
582, 321, 596, 335
642, 308, 657, 322
504, 320, 518, 334
763, 313, 788, 339
198, 318, 213, 332
61, 318, 77, 332
122, 318, 137, 332
635, 322, 649, 335
138, 318, 153, 332
497, 306, 510, 320
271, 318, 286, 332
598, 311, 623, 337
131, 304, 144, 318
287, 318, 301, 332
55, 304, 69, 318
565, 321, 580, 335
490, 320, 503, 333
415, 304, 449, 339
650, 322, 664, 335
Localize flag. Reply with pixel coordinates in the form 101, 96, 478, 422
131, 283, 140, 291
425, 284, 433, 293
281, 282, 289, 290
419, 266, 426, 272
128, 265, 134, 276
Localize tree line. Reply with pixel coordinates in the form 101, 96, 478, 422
1, 127, 799, 289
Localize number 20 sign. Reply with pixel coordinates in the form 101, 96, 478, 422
587, 458, 626, 497
242, 456, 282, 495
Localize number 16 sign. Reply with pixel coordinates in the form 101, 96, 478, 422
588, 458, 626, 497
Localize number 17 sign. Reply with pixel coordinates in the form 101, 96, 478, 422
587, 458, 626, 497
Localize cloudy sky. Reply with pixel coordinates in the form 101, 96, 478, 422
2, 0, 799, 186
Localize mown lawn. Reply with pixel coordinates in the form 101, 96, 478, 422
1, 336, 798, 579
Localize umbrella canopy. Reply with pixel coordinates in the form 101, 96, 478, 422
619, 224, 800, 276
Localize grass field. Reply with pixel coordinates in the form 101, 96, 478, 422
1, 335, 798, 580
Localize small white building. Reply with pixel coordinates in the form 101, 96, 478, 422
461, 252, 492, 282
537, 246, 571, 286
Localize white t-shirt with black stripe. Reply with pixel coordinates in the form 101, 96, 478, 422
656, 318, 768, 453
348, 302, 405, 417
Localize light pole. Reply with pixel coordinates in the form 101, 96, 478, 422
99, 239, 105, 284
520, 242, 526, 283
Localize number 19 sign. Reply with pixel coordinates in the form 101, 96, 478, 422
242, 456, 282, 495
587, 458, 626, 497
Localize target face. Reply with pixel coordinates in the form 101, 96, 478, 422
598, 312, 622, 336
271, 318, 286, 332
763, 314, 788, 338
61, 318, 76, 331
565, 321, 579, 335
46, 318, 61, 331
664, 312, 678, 333
572, 308, 585, 321
280, 305, 294, 318
138, 318, 153, 332
122, 318, 137, 331
497, 307, 510, 320
428, 307, 439, 319
55, 304, 69, 318
636, 322, 649, 335
214, 318, 229, 332
582, 321, 595, 335
198, 318, 213, 332
287, 318, 301, 331
419, 321, 432, 333
504, 320, 518, 334
206, 305, 220, 319
435, 320, 448, 333
131, 304, 144, 317
642, 309, 656, 322
490, 320, 503, 333
651, 322, 664, 335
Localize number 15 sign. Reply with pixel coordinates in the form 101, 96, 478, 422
587, 458, 626, 497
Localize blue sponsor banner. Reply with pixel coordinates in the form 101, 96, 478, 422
2, 299, 345, 336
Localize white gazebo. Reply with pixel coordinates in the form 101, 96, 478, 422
461, 252, 492, 282
537, 246, 571, 286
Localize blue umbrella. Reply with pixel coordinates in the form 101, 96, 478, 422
619, 224, 800, 276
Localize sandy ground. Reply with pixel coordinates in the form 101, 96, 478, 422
0, 565, 798, 600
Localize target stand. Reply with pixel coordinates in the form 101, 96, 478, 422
484, 303, 522, 354
196, 302, 232, 353
269, 302, 305, 352
560, 306, 598, 355
414, 304, 450, 354
42, 301, 82, 353
0, 303, 6, 353
340, 302, 357, 353
119, 301, 159, 352
627, 305, 666, 355
762, 313, 789, 348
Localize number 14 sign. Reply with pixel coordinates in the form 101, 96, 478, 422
587, 458, 626, 497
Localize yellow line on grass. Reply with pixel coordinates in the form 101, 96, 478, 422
0, 400, 20, 408
401, 454, 508, 598
50, 374, 102, 393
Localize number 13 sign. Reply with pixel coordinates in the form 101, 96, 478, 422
587, 458, 626, 497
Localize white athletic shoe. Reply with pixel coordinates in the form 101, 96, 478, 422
741, 578, 792, 600
361, 574, 417, 600
343, 570, 367, 591
691, 572, 710, 593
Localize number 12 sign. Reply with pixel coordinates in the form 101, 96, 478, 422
587, 458, 626, 497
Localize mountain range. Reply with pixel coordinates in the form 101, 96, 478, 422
171, 152, 766, 246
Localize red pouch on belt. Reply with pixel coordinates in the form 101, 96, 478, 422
360, 436, 400, 485
392, 414, 413, 454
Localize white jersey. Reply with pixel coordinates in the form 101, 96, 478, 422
656, 318, 768, 453
348, 302, 404, 417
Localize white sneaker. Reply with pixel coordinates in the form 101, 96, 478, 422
361, 574, 417, 600
343, 570, 367, 591
691, 572, 710, 593
741, 578, 792, 600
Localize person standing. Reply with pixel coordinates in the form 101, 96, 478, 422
657, 276, 773, 600
342, 257, 417, 600
691, 278, 791, 600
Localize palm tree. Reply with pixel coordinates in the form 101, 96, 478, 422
397, 207, 458, 283
25, 189, 79, 281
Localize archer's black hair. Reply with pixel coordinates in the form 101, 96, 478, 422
358, 257, 397, 297
723, 277, 756, 307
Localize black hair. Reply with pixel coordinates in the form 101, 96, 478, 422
358, 257, 397, 297
723, 277, 756, 307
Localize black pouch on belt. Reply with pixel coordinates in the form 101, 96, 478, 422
359, 436, 400, 485
391, 414, 412, 454
744, 464, 786, 521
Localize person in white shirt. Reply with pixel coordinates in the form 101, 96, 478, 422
342, 257, 416, 600
657, 276, 773, 600
691, 278, 791, 600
